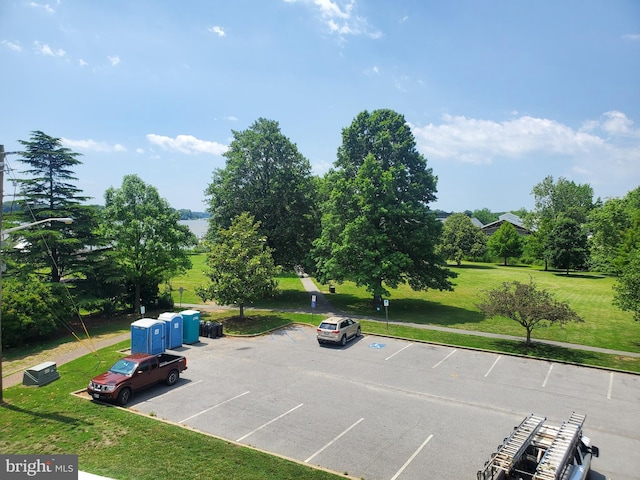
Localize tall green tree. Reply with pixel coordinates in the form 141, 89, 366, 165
546, 216, 589, 274
206, 118, 319, 269
10, 131, 103, 282
487, 222, 523, 265
587, 187, 640, 274
437, 213, 487, 265
477, 279, 584, 346
197, 212, 280, 318
529, 175, 594, 269
613, 250, 640, 322
101, 175, 196, 315
313, 109, 455, 302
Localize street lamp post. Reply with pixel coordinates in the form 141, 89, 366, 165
0, 144, 73, 403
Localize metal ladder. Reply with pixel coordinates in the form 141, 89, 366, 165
533, 413, 585, 480
478, 414, 547, 479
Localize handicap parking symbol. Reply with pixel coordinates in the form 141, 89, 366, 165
369, 343, 386, 349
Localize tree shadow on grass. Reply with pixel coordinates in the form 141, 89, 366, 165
328, 294, 486, 327
550, 271, 608, 280
0, 401, 93, 426
492, 339, 603, 365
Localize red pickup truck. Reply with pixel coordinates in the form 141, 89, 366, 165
87, 352, 187, 406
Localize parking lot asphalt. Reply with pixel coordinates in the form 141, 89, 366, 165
124, 325, 640, 480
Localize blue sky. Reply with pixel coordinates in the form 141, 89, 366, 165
1, 1, 639, 213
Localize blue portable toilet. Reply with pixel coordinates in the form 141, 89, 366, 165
131, 318, 165, 355
179, 309, 200, 344
158, 312, 183, 349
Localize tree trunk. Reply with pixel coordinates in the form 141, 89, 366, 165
239, 303, 245, 318
525, 327, 532, 347
134, 281, 141, 318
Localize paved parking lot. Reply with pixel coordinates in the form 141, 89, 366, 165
126, 325, 640, 480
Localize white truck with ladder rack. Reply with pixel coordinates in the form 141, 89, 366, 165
477, 412, 599, 480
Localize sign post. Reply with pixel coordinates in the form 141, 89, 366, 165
311, 294, 317, 323
384, 299, 389, 330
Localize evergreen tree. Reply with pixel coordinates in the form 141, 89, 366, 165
10, 131, 102, 282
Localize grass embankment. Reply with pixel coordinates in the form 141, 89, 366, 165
0, 341, 343, 480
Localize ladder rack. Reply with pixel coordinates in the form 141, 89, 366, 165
533, 413, 585, 480
477, 414, 547, 480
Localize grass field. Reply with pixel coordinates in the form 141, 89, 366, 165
169, 254, 640, 354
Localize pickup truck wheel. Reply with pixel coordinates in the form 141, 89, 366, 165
166, 369, 179, 386
117, 388, 132, 406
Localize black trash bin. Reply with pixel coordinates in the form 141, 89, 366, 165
205, 321, 216, 338
215, 322, 223, 337
329, 285, 336, 293
199, 321, 206, 337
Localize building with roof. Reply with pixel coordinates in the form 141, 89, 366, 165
481, 212, 533, 236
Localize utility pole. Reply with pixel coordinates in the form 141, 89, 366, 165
0, 144, 5, 404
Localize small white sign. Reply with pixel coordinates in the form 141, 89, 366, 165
383, 299, 389, 307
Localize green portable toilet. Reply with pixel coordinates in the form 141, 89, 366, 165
179, 309, 200, 344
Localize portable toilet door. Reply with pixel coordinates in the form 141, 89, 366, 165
158, 312, 183, 349
179, 309, 200, 344
131, 318, 166, 355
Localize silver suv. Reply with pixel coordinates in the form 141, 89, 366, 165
317, 316, 361, 346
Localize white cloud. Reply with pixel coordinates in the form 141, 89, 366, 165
410, 111, 640, 198
34, 41, 65, 57
208, 26, 226, 37
78, 58, 88, 67
136, 148, 145, 154
622, 33, 640, 41
225, 116, 239, 122
61, 138, 127, 153
284, 0, 381, 39
146, 134, 228, 155
108, 55, 120, 66
29, 2, 55, 14
410, 114, 609, 164
1, 40, 22, 52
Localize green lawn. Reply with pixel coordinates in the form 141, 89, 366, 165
311, 263, 640, 354
0, 341, 344, 480
168, 254, 640, 354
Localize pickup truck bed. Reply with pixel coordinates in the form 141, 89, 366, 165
88, 352, 187, 406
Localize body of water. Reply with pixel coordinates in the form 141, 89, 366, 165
179, 219, 208, 239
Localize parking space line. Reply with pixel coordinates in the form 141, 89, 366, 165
607, 372, 613, 399
236, 403, 304, 442
304, 418, 364, 463
138, 380, 203, 405
179, 390, 250, 424
484, 356, 501, 377
389, 434, 433, 480
385, 343, 412, 361
542, 364, 553, 387
432, 349, 456, 369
